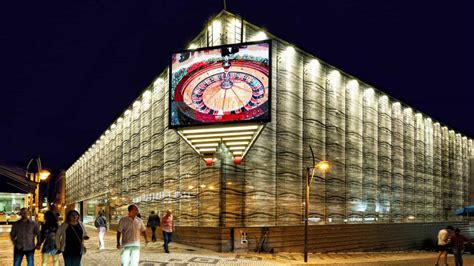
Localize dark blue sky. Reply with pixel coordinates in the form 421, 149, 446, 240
1, 0, 472, 175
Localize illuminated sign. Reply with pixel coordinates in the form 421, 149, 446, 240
170, 40, 271, 128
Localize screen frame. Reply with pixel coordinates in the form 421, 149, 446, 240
168, 39, 272, 129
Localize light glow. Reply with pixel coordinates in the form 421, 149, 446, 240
225, 141, 249, 146
198, 148, 217, 153
347, 80, 359, 95
222, 136, 252, 141
315, 161, 331, 173
229, 146, 246, 151
182, 125, 259, 134
185, 131, 256, 139
153, 78, 164, 88
364, 88, 374, 98
190, 138, 221, 143
252, 31, 267, 41
39, 170, 51, 181
307, 59, 320, 71
194, 143, 219, 148
142, 90, 151, 98
284, 46, 295, 59
328, 70, 341, 83
212, 19, 222, 37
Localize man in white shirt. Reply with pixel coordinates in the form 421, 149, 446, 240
117, 205, 148, 266
435, 225, 453, 266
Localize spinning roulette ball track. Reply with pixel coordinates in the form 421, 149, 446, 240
174, 60, 269, 124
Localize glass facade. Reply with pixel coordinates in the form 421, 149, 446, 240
66, 11, 473, 226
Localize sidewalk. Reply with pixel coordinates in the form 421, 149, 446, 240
1, 225, 474, 265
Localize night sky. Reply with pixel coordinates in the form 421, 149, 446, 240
1, 0, 472, 177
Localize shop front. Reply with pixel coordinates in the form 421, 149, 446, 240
0, 192, 27, 224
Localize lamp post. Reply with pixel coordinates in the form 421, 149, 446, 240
26, 157, 50, 219
304, 146, 330, 263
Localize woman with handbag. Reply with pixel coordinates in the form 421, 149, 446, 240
36, 211, 60, 266
56, 210, 89, 266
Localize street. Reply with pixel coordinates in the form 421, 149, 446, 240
2, 225, 474, 265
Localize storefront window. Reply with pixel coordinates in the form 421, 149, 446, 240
0, 193, 26, 223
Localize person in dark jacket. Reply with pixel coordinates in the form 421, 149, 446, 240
146, 211, 160, 242
10, 208, 39, 266
94, 211, 107, 250
36, 211, 59, 266
451, 228, 470, 266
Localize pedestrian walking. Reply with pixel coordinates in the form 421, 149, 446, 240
56, 210, 89, 266
10, 208, 39, 266
94, 211, 108, 249
450, 227, 470, 266
161, 209, 173, 253
435, 225, 454, 266
36, 211, 60, 266
146, 211, 160, 242
117, 204, 148, 266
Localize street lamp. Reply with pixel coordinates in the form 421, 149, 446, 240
304, 146, 331, 263
39, 169, 51, 181
26, 157, 50, 219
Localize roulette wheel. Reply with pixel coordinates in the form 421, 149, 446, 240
172, 50, 269, 126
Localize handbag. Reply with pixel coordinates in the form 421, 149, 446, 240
47, 248, 60, 256
70, 223, 87, 255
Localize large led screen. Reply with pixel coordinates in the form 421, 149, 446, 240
169, 40, 271, 128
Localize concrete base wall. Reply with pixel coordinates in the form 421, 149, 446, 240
152, 222, 470, 252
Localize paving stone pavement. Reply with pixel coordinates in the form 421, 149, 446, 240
2, 225, 474, 265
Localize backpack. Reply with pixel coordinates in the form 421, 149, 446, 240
94, 217, 102, 228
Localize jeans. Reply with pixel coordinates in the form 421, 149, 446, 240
42, 253, 59, 266
151, 227, 157, 242
13, 248, 34, 266
121, 246, 140, 266
163, 231, 172, 252
98, 227, 106, 248
453, 248, 464, 266
63, 254, 82, 266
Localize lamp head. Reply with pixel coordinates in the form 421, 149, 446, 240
315, 161, 331, 173
39, 169, 50, 180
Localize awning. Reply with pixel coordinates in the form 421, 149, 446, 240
0, 162, 37, 193
455, 206, 474, 216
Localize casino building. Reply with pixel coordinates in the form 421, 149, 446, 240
65, 10, 474, 252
